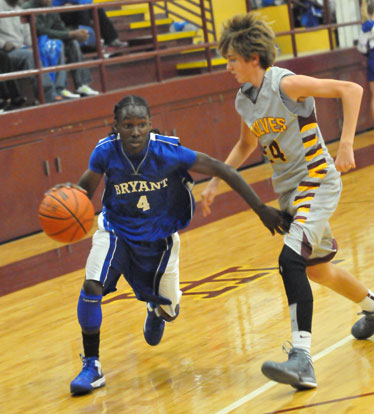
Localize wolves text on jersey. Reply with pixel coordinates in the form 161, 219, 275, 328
114, 178, 168, 195
250, 117, 287, 138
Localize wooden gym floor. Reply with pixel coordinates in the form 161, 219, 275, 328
1, 131, 374, 414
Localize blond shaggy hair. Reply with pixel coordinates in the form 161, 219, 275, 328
218, 12, 277, 69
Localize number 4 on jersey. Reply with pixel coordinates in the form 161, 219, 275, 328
264, 139, 287, 162
137, 195, 150, 211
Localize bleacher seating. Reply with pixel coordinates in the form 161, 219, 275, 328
71, 2, 224, 91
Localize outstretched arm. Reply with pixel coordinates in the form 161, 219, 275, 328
281, 75, 363, 172
190, 152, 291, 235
201, 120, 258, 216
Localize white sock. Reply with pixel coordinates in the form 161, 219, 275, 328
359, 290, 374, 313
292, 331, 311, 352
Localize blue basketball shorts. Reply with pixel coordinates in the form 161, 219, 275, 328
367, 58, 374, 82
85, 215, 182, 317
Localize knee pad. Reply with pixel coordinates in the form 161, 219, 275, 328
278, 245, 313, 305
77, 289, 102, 332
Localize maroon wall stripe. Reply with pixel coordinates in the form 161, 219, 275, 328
0, 145, 372, 297
0, 177, 276, 297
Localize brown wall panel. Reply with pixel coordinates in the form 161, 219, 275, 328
0, 140, 50, 240
0, 47, 372, 242
277, 48, 372, 135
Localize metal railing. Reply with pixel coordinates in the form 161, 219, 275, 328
155, 0, 216, 41
0, 0, 217, 104
0, 0, 363, 106
247, 0, 362, 58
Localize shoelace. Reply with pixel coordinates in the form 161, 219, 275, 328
281, 341, 314, 366
281, 340, 294, 355
80, 353, 96, 369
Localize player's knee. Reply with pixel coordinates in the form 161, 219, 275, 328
278, 245, 306, 277
307, 268, 324, 284
158, 304, 180, 322
83, 279, 103, 296
278, 245, 312, 304
307, 263, 333, 285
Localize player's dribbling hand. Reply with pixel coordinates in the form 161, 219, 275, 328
201, 178, 219, 217
257, 205, 293, 235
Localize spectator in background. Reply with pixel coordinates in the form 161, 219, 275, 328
0, 49, 27, 111
23, 0, 99, 97
0, 0, 64, 103
53, 0, 127, 54
324, 0, 336, 23
261, 0, 285, 6
292, 0, 335, 27
313, 0, 336, 23
292, 0, 323, 27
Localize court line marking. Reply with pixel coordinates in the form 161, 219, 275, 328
262, 391, 374, 414
213, 335, 354, 414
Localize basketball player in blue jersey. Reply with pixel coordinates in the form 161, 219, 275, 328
202, 12, 374, 390
68, 94, 291, 395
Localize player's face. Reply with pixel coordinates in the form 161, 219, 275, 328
226, 50, 259, 85
115, 106, 151, 155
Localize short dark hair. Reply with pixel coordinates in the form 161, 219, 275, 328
114, 95, 151, 122
218, 12, 276, 69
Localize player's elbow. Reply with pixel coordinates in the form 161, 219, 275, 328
343, 82, 363, 101
238, 138, 257, 159
351, 82, 363, 97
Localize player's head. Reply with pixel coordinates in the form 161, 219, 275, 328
219, 12, 276, 70
113, 95, 152, 155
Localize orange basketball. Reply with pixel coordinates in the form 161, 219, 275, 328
38, 186, 95, 243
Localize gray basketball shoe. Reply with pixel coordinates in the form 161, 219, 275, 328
261, 342, 317, 390
351, 311, 374, 339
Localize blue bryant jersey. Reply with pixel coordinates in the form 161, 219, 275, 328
89, 132, 197, 242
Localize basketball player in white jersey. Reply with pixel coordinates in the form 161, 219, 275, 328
202, 12, 374, 390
